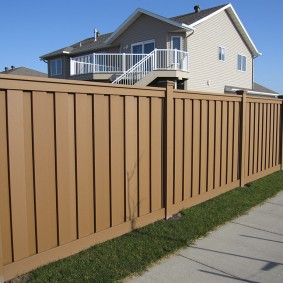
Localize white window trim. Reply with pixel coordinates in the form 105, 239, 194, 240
50, 58, 62, 76
218, 46, 225, 62
237, 53, 247, 72
171, 36, 183, 51
131, 39, 155, 53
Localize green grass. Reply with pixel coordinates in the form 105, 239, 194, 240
23, 171, 283, 283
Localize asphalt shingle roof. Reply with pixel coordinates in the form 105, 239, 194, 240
170, 4, 227, 25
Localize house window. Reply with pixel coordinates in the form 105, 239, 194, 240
219, 47, 225, 61
171, 36, 182, 50
131, 40, 155, 54
237, 54, 246, 72
50, 59, 62, 76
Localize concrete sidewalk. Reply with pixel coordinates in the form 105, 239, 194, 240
127, 191, 283, 283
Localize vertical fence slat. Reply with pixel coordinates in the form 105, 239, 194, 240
249, 103, 255, 176
110, 96, 125, 225
7, 90, 31, 261
266, 104, 271, 169
227, 102, 234, 184
240, 91, 247, 187
276, 104, 281, 166
165, 82, 174, 218
232, 102, 240, 182
125, 96, 138, 222
192, 100, 200, 196
23, 92, 36, 256
253, 103, 259, 173
183, 99, 192, 199
262, 104, 267, 170
221, 101, 228, 186
214, 101, 221, 189
244, 100, 250, 179
0, 91, 12, 264
55, 93, 77, 245
33, 91, 58, 253
75, 93, 94, 238
174, 99, 183, 203
94, 95, 111, 232
138, 97, 150, 216
269, 104, 274, 168
151, 98, 162, 211
207, 100, 215, 191
200, 100, 208, 194
258, 103, 263, 172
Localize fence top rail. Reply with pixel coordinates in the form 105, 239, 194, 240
0, 74, 165, 98
247, 96, 282, 104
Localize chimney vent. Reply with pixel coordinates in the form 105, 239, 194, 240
94, 28, 99, 42
194, 5, 200, 13
5, 67, 9, 72
11, 65, 15, 70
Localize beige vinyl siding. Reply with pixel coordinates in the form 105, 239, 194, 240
112, 14, 185, 52
187, 10, 253, 93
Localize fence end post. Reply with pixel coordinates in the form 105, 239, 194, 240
278, 95, 283, 170
160, 80, 175, 219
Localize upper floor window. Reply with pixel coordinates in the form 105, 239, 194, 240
131, 40, 155, 54
237, 54, 246, 72
50, 59, 62, 76
218, 47, 225, 62
171, 36, 182, 50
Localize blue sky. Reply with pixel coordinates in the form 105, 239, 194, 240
1, 0, 282, 93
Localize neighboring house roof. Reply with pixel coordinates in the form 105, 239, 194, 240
0, 67, 47, 77
41, 3, 260, 59
253, 82, 278, 94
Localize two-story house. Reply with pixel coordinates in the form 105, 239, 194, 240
40, 3, 261, 93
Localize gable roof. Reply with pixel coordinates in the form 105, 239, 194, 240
41, 3, 260, 59
253, 82, 278, 94
0, 67, 47, 78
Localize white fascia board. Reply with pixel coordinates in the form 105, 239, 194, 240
104, 8, 194, 45
190, 4, 260, 57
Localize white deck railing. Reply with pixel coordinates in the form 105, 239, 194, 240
112, 49, 189, 85
70, 49, 189, 85
70, 53, 147, 76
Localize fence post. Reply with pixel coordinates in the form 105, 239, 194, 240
237, 90, 247, 187
279, 96, 283, 170
0, 219, 4, 283
163, 81, 175, 219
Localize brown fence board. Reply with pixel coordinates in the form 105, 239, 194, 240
192, 100, 200, 196
93, 95, 111, 232
207, 100, 215, 191
200, 100, 208, 194
214, 101, 221, 189
174, 99, 184, 203
262, 104, 267, 171
245, 102, 250, 178
232, 102, 240, 182
183, 99, 192, 199
257, 103, 263, 172
22, 92, 36, 256
266, 104, 271, 169
253, 103, 259, 173
110, 95, 125, 225
151, 98, 163, 211
0, 91, 13, 265
55, 93, 77, 245
227, 102, 234, 184
75, 94, 94, 238
32, 91, 57, 253
221, 101, 228, 186
138, 97, 150, 216
125, 96, 138, 222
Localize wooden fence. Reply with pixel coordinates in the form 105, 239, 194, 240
0, 74, 282, 281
